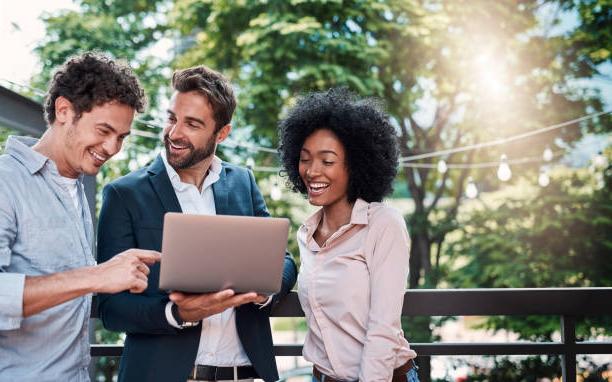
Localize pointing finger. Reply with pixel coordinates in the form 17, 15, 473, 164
135, 250, 161, 265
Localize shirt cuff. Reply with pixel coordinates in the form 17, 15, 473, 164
254, 294, 274, 309
164, 301, 183, 329
0, 272, 25, 330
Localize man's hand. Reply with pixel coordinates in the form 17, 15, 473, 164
169, 289, 260, 322
94, 249, 161, 294
254, 294, 270, 304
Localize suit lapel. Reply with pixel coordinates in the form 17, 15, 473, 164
147, 155, 182, 213
212, 164, 229, 215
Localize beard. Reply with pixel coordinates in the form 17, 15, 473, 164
164, 133, 217, 170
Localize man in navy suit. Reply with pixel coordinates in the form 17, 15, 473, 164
97, 65, 297, 382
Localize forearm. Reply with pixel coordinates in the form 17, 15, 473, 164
359, 328, 404, 381
273, 254, 297, 306
360, 214, 411, 380
23, 265, 99, 317
98, 292, 178, 335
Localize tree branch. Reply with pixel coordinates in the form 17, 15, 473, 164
426, 169, 449, 217
429, 98, 455, 148
404, 166, 425, 214
407, 114, 427, 145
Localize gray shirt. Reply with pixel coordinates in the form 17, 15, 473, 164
0, 136, 95, 381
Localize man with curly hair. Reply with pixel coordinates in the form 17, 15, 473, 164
0, 52, 160, 381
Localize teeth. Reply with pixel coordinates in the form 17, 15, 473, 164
89, 150, 106, 161
170, 141, 187, 149
309, 183, 329, 190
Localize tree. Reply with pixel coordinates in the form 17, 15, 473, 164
34, 0, 611, 292
32, 1, 611, 379
447, 160, 612, 340
168, 0, 610, 293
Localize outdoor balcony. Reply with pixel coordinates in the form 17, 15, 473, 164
91, 288, 612, 382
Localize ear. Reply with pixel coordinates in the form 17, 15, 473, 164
216, 124, 232, 143
54, 96, 75, 126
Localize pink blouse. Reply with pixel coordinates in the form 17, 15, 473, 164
297, 199, 417, 382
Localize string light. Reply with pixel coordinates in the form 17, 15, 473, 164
538, 167, 550, 187
496, 154, 512, 182
3, 79, 607, 182
543, 146, 554, 162
401, 152, 562, 169
437, 159, 448, 174
399, 110, 611, 162
592, 151, 608, 168
465, 177, 479, 199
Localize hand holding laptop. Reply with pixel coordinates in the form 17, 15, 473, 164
169, 289, 267, 321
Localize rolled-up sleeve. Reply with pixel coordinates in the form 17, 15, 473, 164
359, 212, 411, 381
0, 185, 24, 330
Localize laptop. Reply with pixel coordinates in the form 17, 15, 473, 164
159, 212, 290, 295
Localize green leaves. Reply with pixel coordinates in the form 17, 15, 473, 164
447, 165, 612, 339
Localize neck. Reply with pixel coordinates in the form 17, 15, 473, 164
175, 155, 214, 191
33, 127, 79, 178
320, 197, 354, 233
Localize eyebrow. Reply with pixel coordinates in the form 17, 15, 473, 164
97, 123, 130, 137
185, 116, 206, 126
167, 110, 206, 127
301, 148, 338, 157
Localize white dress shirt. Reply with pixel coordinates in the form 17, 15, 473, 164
161, 151, 251, 367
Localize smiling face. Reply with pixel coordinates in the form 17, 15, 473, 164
298, 129, 350, 208
58, 99, 134, 178
163, 91, 227, 170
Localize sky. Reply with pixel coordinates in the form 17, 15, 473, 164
0, 0, 78, 84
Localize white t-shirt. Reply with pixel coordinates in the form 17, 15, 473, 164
56, 176, 80, 211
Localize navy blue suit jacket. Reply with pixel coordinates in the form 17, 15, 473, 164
97, 155, 297, 382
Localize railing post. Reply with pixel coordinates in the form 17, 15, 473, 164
561, 315, 577, 382
416, 355, 431, 382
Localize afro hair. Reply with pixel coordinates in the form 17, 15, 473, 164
278, 88, 399, 203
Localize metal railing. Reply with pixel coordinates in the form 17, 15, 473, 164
91, 288, 612, 382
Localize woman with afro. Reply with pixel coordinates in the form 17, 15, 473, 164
278, 88, 419, 382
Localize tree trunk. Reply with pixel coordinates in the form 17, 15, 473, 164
408, 218, 432, 289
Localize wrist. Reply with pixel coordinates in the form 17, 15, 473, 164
79, 265, 103, 294
172, 303, 199, 328
171, 302, 185, 324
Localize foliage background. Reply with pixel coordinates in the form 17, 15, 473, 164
0, 0, 610, 380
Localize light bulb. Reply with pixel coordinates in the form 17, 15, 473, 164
270, 184, 282, 201
497, 154, 512, 182
538, 168, 550, 187
465, 177, 478, 199
437, 159, 448, 174
246, 157, 255, 169
543, 147, 553, 162
592, 152, 608, 168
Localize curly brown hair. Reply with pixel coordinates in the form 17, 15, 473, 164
44, 52, 146, 125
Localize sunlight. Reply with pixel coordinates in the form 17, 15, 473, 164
472, 52, 509, 100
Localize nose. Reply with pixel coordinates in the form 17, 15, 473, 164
103, 137, 122, 157
305, 161, 322, 179
166, 121, 185, 141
